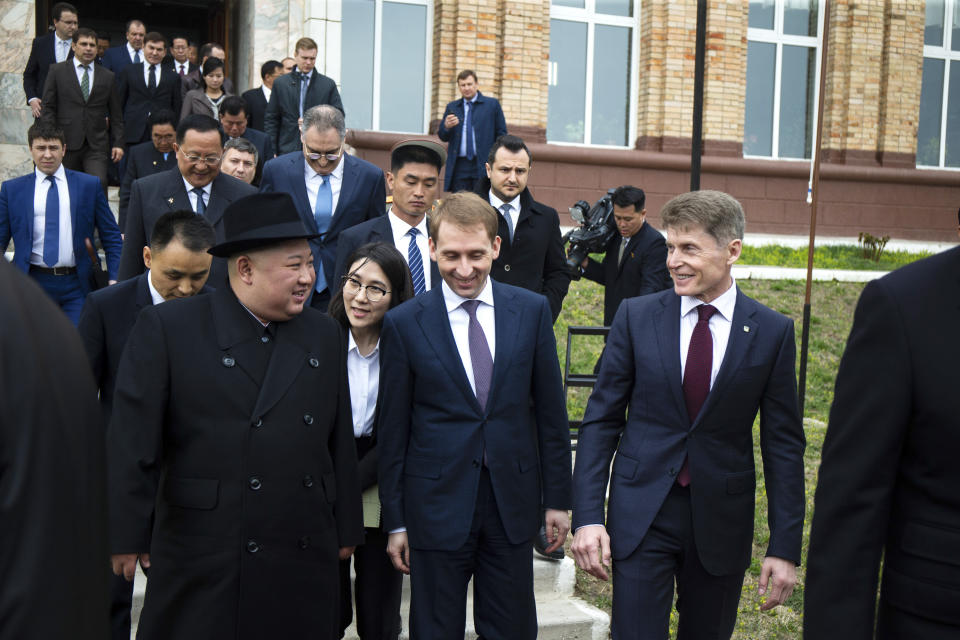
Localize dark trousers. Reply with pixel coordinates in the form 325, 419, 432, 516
338, 527, 404, 640
611, 483, 745, 640
111, 573, 134, 640
63, 143, 109, 196
30, 270, 85, 325
447, 157, 477, 193
877, 599, 960, 639
409, 469, 537, 640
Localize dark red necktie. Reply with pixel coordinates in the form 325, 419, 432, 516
678, 304, 716, 486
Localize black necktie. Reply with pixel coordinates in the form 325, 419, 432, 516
148, 64, 157, 91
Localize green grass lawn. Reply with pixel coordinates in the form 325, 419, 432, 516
739, 243, 932, 271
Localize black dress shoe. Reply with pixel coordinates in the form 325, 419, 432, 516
533, 524, 565, 560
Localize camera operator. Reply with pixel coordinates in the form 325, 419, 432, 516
579, 186, 671, 326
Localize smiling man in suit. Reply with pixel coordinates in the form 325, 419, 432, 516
41, 27, 124, 195
119, 110, 178, 227
334, 138, 445, 292
118, 114, 257, 287
378, 191, 572, 639
22, 2, 77, 119
117, 32, 182, 147
0, 122, 122, 325
260, 104, 385, 310
571, 190, 806, 639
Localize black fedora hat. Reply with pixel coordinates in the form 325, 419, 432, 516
208, 192, 319, 257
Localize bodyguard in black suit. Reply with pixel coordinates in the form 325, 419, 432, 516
242, 60, 283, 132
474, 135, 571, 321
118, 110, 178, 225
108, 193, 364, 639
117, 33, 183, 146
580, 186, 672, 325
219, 96, 274, 184
118, 114, 257, 287
22, 2, 77, 118
804, 246, 960, 638
77, 211, 215, 640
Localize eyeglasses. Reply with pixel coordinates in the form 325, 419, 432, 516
180, 150, 222, 165
342, 276, 389, 302
303, 141, 343, 163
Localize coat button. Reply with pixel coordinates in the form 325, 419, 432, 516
308, 357, 319, 368
303, 475, 314, 488
668, 467, 677, 476
247, 540, 260, 553
303, 414, 314, 425
298, 536, 310, 549
261, 335, 270, 343
253, 417, 263, 428
222, 356, 235, 367
249, 477, 261, 490
503, 264, 511, 272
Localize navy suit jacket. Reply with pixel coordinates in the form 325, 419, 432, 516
436, 92, 507, 187
572, 288, 806, 576
117, 63, 183, 144
0, 169, 122, 295
378, 281, 572, 550
260, 152, 385, 290
100, 45, 137, 73
23, 32, 73, 104
118, 142, 177, 227
333, 213, 440, 289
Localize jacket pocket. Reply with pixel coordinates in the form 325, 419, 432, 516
725, 470, 754, 495
163, 477, 219, 510
612, 452, 639, 480
901, 521, 960, 567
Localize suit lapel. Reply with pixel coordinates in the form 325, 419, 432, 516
135, 273, 153, 308
330, 155, 358, 234
488, 282, 518, 414
251, 319, 308, 419
291, 155, 314, 230
21, 174, 37, 242
616, 231, 644, 275
696, 289, 758, 423
164, 172, 192, 213
416, 288, 481, 412
205, 175, 232, 227
65, 170, 80, 241
654, 293, 688, 422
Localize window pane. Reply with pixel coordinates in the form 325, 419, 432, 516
926, 0, 945, 46
596, 0, 631, 18
744, 41, 775, 156
945, 63, 960, 166
379, 2, 427, 132
552, 0, 585, 8
748, 0, 775, 30
547, 19, 587, 143
779, 45, 815, 158
953, 0, 960, 51
591, 25, 630, 145
783, 0, 818, 37
341, 0, 375, 130
917, 57, 945, 165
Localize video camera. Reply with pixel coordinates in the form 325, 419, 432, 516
562, 188, 617, 278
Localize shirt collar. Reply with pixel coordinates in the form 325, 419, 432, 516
464, 93, 478, 106
74, 57, 91, 70
387, 209, 428, 236
347, 330, 380, 358
304, 152, 345, 182
127, 43, 138, 58
145, 270, 166, 305
487, 190, 520, 212
680, 278, 737, 321
35, 165, 67, 183
182, 176, 212, 195
55, 34, 71, 47
441, 276, 495, 314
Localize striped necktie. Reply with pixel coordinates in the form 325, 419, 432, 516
407, 228, 425, 294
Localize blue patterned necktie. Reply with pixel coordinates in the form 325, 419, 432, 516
134, 50, 141, 64
407, 228, 425, 295
299, 71, 310, 117
192, 187, 206, 216
461, 299, 493, 409
500, 203, 514, 242
43, 175, 60, 267
314, 175, 332, 292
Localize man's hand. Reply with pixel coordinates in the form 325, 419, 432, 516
443, 113, 460, 129
111, 147, 124, 162
29, 98, 42, 119
543, 509, 570, 554
111, 553, 150, 581
571, 524, 611, 581
758, 555, 797, 611
387, 531, 411, 575
338, 546, 356, 560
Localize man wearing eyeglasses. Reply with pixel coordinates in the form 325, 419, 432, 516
118, 114, 257, 287
261, 104, 385, 310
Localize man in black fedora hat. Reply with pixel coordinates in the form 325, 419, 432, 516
108, 191, 364, 640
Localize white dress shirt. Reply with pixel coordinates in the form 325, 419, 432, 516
347, 332, 380, 438
183, 178, 212, 213
679, 279, 738, 388
127, 43, 141, 64
31, 166, 74, 267
387, 209, 431, 290
262, 85, 271, 103
143, 61, 162, 88
55, 34, 72, 63
146, 270, 166, 305
487, 190, 520, 240
441, 278, 495, 394
175, 61, 190, 76
304, 155, 344, 219
73, 57, 94, 89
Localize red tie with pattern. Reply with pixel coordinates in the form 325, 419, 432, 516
678, 304, 716, 486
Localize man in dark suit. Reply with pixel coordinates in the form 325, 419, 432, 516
164, 35, 198, 78
264, 37, 344, 155
437, 70, 507, 192
41, 27, 124, 194
100, 19, 146, 73
804, 246, 960, 638
474, 134, 570, 322
260, 104, 385, 310
242, 60, 283, 132
117, 31, 182, 147
0, 260, 109, 640
22, 2, 77, 119
180, 42, 236, 94
0, 122, 122, 325
571, 190, 806, 639
219, 95, 273, 184
108, 192, 363, 639
580, 185, 672, 326
77, 210, 215, 640
334, 138, 445, 291
378, 192, 572, 639
96, 35, 110, 64
118, 109, 178, 226
118, 114, 257, 287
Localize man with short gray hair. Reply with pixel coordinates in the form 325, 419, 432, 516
260, 104, 385, 310
571, 190, 806, 639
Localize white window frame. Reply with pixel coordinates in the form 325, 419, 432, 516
920, 1, 960, 168
745, 0, 825, 159
547, 0, 640, 147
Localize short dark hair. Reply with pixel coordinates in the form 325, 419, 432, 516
170, 34, 189, 45
150, 210, 216, 253
74, 27, 97, 42
52, 3, 77, 21
391, 144, 442, 174
144, 31, 165, 46
613, 186, 646, 212
487, 134, 531, 166
224, 137, 258, 164
97, 35, 110, 44
199, 42, 224, 62
457, 69, 477, 83
201, 56, 224, 79
328, 242, 415, 330
148, 109, 177, 132
260, 60, 283, 80
27, 122, 65, 147
176, 114, 222, 145
219, 95, 247, 118
125, 19, 145, 33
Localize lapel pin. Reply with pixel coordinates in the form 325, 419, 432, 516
167, 197, 174, 205
152, 160, 158, 166
743, 326, 750, 333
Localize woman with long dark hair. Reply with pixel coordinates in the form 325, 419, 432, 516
328, 242, 414, 640
180, 57, 230, 121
